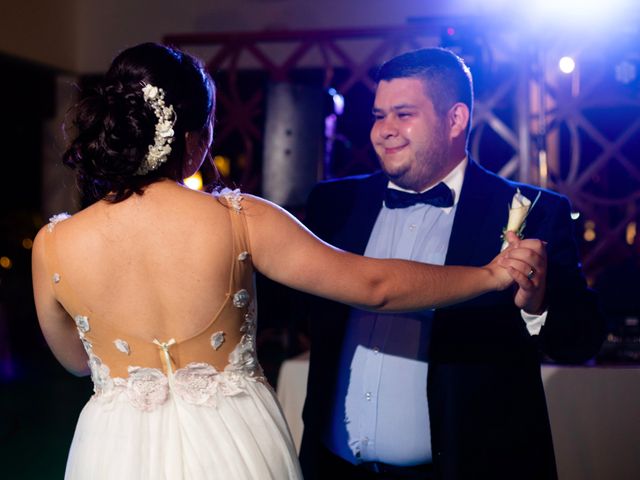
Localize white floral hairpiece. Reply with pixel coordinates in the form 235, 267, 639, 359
135, 83, 177, 175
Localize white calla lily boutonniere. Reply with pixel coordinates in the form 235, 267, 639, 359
501, 188, 541, 251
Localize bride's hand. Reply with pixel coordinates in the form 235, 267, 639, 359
485, 247, 517, 291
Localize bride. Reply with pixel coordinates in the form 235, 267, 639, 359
32, 43, 531, 479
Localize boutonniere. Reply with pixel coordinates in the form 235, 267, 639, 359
500, 188, 541, 251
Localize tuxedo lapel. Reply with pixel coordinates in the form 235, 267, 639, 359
446, 160, 510, 266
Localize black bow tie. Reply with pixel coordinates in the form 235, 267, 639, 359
384, 182, 454, 209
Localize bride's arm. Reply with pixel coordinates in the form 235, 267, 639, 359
242, 195, 514, 312
32, 227, 90, 376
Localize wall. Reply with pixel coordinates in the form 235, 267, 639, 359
0, 0, 78, 71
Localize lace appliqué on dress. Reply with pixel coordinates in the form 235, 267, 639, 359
73, 315, 115, 398
220, 188, 243, 213
114, 339, 130, 355
76, 296, 264, 412
173, 363, 244, 406
47, 212, 71, 232
225, 299, 262, 379
232, 289, 250, 308
74, 315, 90, 333
211, 331, 225, 350
125, 367, 169, 411
89, 355, 114, 397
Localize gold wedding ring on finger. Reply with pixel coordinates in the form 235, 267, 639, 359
527, 268, 535, 280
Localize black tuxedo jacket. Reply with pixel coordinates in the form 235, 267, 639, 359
299, 160, 604, 480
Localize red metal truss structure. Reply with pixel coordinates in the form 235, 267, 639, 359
165, 22, 640, 282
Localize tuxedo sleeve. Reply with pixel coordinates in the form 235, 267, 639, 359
537, 195, 605, 363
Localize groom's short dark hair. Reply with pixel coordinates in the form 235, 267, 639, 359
376, 47, 474, 123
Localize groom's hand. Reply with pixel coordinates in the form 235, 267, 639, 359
504, 231, 547, 314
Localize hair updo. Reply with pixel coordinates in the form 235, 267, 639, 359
63, 42, 215, 203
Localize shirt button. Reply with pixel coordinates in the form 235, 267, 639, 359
362, 437, 369, 445
372, 346, 380, 354
365, 392, 372, 401
408, 224, 417, 231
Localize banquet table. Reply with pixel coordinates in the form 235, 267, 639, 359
276, 356, 640, 479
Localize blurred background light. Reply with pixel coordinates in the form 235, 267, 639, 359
0, 257, 12, 269
328, 88, 345, 115
584, 220, 597, 242
213, 155, 231, 178
627, 222, 637, 245
558, 56, 576, 74
184, 171, 204, 191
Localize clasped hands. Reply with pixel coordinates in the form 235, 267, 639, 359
497, 231, 547, 315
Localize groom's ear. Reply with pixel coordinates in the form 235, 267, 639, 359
448, 103, 470, 140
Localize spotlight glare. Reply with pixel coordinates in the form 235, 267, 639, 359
558, 56, 576, 74
522, 0, 633, 30
184, 171, 203, 191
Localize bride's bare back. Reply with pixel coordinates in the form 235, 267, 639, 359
55, 182, 233, 339
34, 182, 261, 378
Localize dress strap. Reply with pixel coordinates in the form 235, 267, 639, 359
225, 195, 250, 257
41, 215, 68, 286
219, 189, 252, 288
41, 213, 87, 317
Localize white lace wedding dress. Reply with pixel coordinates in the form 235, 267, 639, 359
43, 192, 302, 479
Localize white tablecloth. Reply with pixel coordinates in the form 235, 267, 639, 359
276, 356, 640, 479
541, 365, 640, 480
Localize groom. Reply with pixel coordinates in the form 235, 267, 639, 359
299, 48, 604, 479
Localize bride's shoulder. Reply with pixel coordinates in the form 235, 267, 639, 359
34, 207, 94, 244
32, 212, 73, 257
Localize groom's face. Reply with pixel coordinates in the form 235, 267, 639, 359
370, 77, 452, 192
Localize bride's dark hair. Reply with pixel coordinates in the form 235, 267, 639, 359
63, 42, 215, 203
